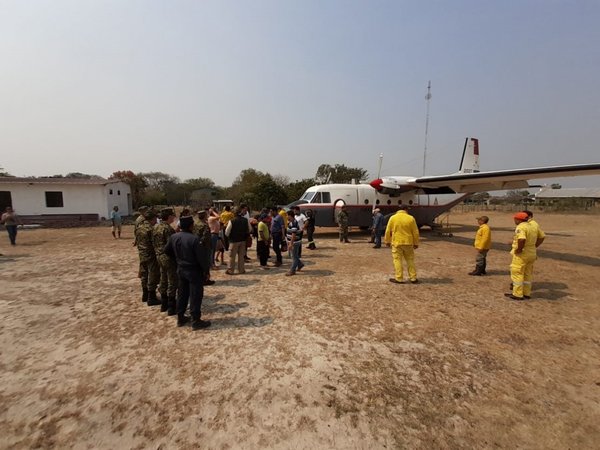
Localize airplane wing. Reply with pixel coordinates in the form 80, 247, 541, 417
370, 163, 600, 195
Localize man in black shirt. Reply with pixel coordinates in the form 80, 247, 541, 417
164, 216, 211, 330
224, 207, 251, 275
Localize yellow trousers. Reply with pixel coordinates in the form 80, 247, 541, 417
510, 253, 536, 298
392, 245, 417, 282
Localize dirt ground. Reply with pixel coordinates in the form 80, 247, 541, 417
1, 210, 599, 449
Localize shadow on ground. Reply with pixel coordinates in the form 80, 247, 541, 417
433, 235, 600, 267
302, 269, 335, 277
216, 278, 260, 287
203, 316, 274, 330
0, 254, 31, 264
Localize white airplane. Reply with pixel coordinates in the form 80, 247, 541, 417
292, 138, 600, 228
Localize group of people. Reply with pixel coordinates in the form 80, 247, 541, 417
133, 206, 217, 331
383, 205, 545, 300
132, 203, 319, 330
466, 210, 545, 300
129, 201, 547, 332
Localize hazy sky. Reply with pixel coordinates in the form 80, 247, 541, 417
1, 0, 599, 189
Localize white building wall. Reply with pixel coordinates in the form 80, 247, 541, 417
104, 182, 131, 217
0, 181, 131, 218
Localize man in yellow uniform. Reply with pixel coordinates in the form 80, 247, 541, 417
384, 205, 420, 284
469, 215, 492, 276
506, 212, 537, 300
524, 210, 546, 248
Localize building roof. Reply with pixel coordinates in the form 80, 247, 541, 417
535, 188, 600, 199
0, 177, 123, 186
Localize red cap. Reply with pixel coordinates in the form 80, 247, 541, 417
514, 212, 528, 221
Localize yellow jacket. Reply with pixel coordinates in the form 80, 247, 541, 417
384, 210, 419, 246
219, 210, 234, 226
528, 219, 546, 241
474, 223, 491, 250
279, 209, 288, 229
511, 222, 537, 257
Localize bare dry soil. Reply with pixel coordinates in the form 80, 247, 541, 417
1, 211, 599, 449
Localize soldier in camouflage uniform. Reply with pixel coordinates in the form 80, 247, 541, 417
135, 209, 161, 305
133, 206, 150, 278
133, 206, 149, 246
193, 210, 215, 285
153, 208, 178, 314
337, 204, 350, 243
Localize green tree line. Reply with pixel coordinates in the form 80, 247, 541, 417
106, 163, 369, 210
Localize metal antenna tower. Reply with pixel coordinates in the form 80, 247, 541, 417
422, 81, 432, 176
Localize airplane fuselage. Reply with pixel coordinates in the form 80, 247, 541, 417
291, 137, 600, 229
290, 183, 468, 228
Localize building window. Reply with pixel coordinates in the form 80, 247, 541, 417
45, 191, 64, 208
364, 199, 369, 204
387, 199, 392, 205
117, 190, 121, 195
0, 191, 12, 211
398, 200, 403, 205
375, 199, 380, 205
109, 189, 113, 195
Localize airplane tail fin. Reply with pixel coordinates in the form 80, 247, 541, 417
458, 138, 480, 174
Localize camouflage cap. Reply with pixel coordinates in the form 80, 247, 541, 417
143, 210, 157, 220
161, 208, 175, 216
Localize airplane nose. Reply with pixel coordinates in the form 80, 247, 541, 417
370, 178, 383, 191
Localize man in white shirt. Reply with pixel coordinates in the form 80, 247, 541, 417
293, 206, 307, 257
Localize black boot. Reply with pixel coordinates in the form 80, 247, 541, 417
192, 317, 211, 330
160, 293, 169, 312
167, 297, 177, 316
147, 290, 161, 306
142, 288, 148, 303
177, 314, 190, 327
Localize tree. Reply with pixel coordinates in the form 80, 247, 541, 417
0, 167, 13, 177
138, 172, 181, 204
225, 169, 271, 205
285, 178, 315, 203
315, 164, 368, 184
251, 178, 289, 207
183, 177, 215, 191
138, 172, 180, 191
65, 172, 102, 179
109, 170, 148, 209
223, 169, 293, 210
465, 192, 490, 204
504, 190, 532, 204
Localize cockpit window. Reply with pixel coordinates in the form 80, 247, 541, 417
306, 191, 331, 204
301, 191, 316, 202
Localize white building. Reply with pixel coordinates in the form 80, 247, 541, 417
535, 187, 600, 209
0, 177, 132, 222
